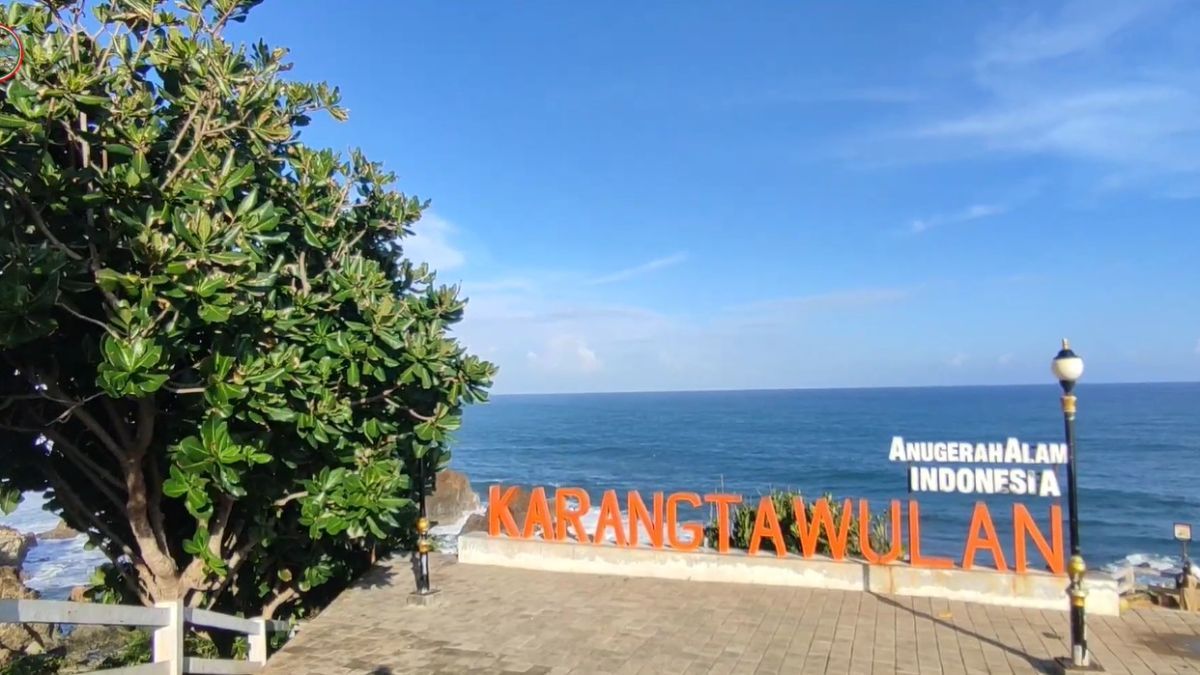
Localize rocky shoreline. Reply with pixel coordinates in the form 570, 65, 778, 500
1, 522, 125, 670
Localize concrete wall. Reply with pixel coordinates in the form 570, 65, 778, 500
458, 533, 1120, 616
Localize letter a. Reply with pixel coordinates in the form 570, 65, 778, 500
521, 487, 556, 540
593, 490, 627, 546
961, 502, 1007, 571
748, 496, 787, 558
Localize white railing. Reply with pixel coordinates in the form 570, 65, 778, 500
0, 598, 290, 674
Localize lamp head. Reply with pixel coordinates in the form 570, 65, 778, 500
1051, 338, 1084, 393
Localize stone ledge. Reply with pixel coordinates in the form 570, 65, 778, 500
457, 532, 1120, 616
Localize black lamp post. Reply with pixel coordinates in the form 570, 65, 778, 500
415, 453, 432, 595
1052, 339, 1092, 670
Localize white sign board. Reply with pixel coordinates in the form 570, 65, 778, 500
889, 437, 1066, 497
1175, 523, 1192, 542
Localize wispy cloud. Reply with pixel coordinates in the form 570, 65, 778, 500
948, 353, 969, 368
720, 85, 923, 108
909, 203, 1006, 234
976, 0, 1168, 66
736, 287, 911, 314
401, 212, 466, 271
856, 0, 1200, 194
588, 252, 688, 285
526, 335, 601, 374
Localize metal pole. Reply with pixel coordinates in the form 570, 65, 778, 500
416, 455, 431, 594
1062, 390, 1089, 668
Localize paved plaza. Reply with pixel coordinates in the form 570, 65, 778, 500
262, 554, 1200, 675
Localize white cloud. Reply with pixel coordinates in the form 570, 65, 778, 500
401, 212, 466, 271
976, 0, 1166, 66
737, 287, 911, 314
861, 0, 1200, 193
997, 353, 1015, 366
909, 203, 1007, 234
526, 335, 601, 374
948, 353, 969, 368
588, 252, 688, 285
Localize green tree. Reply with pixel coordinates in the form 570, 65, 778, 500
0, 0, 494, 619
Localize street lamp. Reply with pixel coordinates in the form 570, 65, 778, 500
415, 454, 433, 595
1052, 339, 1094, 671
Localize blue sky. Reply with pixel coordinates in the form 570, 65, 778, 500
233, 1, 1200, 394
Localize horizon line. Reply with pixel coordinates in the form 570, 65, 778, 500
490, 378, 1200, 398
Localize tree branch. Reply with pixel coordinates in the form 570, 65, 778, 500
134, 397, 155, 456
181, 494, 234, 588
262, 582, 299, 620
145, 453, 170, 557
273, 491, 307, 508
123, 451, 179, 580
37, 458, 136, 561
32, 374, 127, 463
11, 190, 84, 261
161, 99, 217, 191
101, 397, 134, 449
42, 429, 126, 509
164, 384, 207, 395
55, 298, 117, 335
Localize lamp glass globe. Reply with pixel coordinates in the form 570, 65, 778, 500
1052, 355, 1084, 383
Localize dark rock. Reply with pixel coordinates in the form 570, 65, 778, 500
426, 469, 480, 525
37, 520, 80, 541
507, 487, 532, 527
458, 513, 488, 536
0, 526, 35, 569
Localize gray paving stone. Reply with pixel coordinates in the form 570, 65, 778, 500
261, 554, 1200, 675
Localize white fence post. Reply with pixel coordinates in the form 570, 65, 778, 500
153, 599, 184, 675
248, 617, 269, 666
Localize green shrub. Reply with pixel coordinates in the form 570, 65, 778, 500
0, 0, 494, 621
705, 489, 898, 558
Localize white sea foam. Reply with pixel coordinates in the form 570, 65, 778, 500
1102, 552, 1196, 588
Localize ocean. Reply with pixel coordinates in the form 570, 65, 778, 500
453, 383, 1200, 579
5, 382, 1198, 596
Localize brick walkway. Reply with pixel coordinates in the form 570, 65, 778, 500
262, 554, 1200, 675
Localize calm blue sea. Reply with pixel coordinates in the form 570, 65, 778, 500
452, 382, 1200, 571
5, 382, 1196, 597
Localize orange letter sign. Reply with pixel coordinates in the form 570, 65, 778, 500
593, 490, 627, 546
962, 502, 1007, 571
488, 485, 521, 538
859, 499, 903, 564
522, 487, 555, 540
748, 495, 787, 557
704, 493, 742, 553
628, 491, 665, 549
666, 492, 703, 552
555, 487, 592, 543
1014, 503, 1065, 575
794, 497, 852, 560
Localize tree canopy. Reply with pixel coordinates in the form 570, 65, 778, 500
0, 0, 494, 618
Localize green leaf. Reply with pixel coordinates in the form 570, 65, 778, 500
198, 304, 232, 323
104, 143, 135, 157
0, 487, 23, 515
